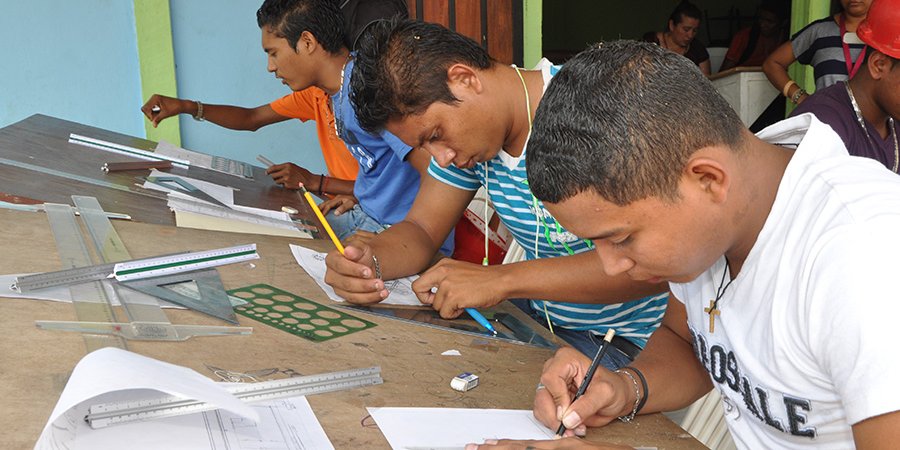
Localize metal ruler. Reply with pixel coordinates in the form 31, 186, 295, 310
12, 244, 258, 291
85, 366, 383, 428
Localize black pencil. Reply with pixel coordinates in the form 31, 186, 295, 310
556, 329, 616, 436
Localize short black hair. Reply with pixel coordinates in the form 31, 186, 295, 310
669, 0, 702, 25
527, 40, 745, 206
350, 18, 493, 133
256, 0, 345, 54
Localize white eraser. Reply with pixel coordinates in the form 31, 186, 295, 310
281, 206, 299, 215
450, 372, 479, 392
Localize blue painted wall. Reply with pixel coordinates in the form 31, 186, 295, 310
168, 2, 325, 174
0, 2, 325, 175
0, 1, 144, 137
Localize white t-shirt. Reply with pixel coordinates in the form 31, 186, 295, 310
669, 114, 900, 449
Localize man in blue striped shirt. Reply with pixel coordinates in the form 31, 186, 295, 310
324, 19, 667, 368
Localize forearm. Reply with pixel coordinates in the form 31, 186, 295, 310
193, 103, 275, 131
497, 252, 667, 303
320, 177, 354, 196
762, 48, 794, 95
629, 301, 712, 415
369, 221, 444, 279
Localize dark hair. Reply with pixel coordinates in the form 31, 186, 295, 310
340, 0, 409, 50
256, 0, 345, 54
350, 18, 493, 133
527, 40, 745, 206
669, 0, 702, 26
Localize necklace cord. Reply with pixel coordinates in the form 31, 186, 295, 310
711, 259, 734, 313
513, 66, 553, 333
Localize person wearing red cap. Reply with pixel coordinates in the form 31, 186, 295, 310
791, 0, 900, 173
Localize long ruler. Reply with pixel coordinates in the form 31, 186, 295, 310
12, 244, 258, 292
85, 366, 383, 428
43, 203, 127, 351
0, 157, 166, 201
69, 133, 190, 168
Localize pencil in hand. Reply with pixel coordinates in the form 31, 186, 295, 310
297, 183, 345, 254
556, 329, 616, 436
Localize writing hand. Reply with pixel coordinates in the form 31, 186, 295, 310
324, 244, 388, 303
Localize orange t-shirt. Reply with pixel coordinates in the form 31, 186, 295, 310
269, 88, 359, 181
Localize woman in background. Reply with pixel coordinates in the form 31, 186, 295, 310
643, 0, 711, 75
720, 0, 789, 71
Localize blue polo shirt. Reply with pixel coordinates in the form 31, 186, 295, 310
333, 55, 454, 255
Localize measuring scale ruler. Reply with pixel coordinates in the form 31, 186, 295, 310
19, 196, 254, 342
85, 366, 383, 428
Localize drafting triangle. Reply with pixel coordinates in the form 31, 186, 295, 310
121, 269, 239, 325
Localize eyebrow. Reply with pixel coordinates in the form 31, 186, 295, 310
587, 227, 627, 241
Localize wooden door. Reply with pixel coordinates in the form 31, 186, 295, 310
406, 0, 523, 65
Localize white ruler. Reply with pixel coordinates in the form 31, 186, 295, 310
85, 366, 383, 428
12, 244, 258, 292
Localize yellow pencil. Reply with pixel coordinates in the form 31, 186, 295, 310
298, 184, 345, 254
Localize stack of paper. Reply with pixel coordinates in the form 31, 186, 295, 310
35, 348, 333, 450
141, 170, 312, 239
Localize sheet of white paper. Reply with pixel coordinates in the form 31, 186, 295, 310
143, 169, 236, 207
35, 348, 258, 449
368, 407, 555, 449
289, 244, 423, 306
66, 396, 333, 450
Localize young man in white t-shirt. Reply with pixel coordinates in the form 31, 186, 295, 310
468, 40, 900, 449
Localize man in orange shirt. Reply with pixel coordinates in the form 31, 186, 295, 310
141, 0, 408, 217
142, 88, 360, 215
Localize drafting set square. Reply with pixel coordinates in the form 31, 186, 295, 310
12, 195, 255, 349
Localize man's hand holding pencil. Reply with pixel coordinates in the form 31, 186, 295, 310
533, 346, 636, 437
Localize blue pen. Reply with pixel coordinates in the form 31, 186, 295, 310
430, 287, 498, 335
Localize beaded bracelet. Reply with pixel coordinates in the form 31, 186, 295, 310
193, 100, 205, 121
790, 88, 808, 105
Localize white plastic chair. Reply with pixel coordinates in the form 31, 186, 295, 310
675, 389, 737, 450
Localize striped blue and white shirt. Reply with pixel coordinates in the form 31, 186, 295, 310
428, 59, 667, 347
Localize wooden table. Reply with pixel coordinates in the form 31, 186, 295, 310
0, 209, 703, 449
0, 114, 321, 231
